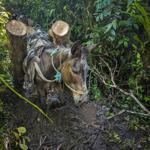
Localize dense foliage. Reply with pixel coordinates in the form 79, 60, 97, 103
0, 3, 10, 149
0, 0, 150, 149
0, 2, 10, 78
1, 0, 150, 112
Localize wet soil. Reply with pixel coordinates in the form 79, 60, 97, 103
1, 89, 150, 150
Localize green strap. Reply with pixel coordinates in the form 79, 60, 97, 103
50, 48, 62, 82
54, 71, 62, 82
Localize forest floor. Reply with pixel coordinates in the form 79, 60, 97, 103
0, 88, 150, 150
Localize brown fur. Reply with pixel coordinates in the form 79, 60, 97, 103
61, 59, 84, 97
34, 43, 88, 104
61, 59, 82, 84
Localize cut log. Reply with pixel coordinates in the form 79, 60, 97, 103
48, 20, 71, 45
6, 20, 27, 87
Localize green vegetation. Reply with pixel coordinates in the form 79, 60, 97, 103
0, 0, 150, 149
0, 3, 10, 149
0, 2, 11, 78
12, 127, 30, 150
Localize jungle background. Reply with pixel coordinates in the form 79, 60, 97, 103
0, 0, 150, 149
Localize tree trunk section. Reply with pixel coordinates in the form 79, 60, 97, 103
6, 20, 27, 87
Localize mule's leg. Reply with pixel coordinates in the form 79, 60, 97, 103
36, 81, 48, 109
46, 83, 65, 109
36, 81, 59, 109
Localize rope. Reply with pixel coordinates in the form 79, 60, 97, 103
33, 46, 88, 95
51, 47, 62, 82
64, 82, 88, 95
34, 62, 56, 83
34, 61, 87, 95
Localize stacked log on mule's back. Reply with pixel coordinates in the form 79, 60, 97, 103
6, 20, 35, 87
6, 20, 27, 87
48, 20, 71, 46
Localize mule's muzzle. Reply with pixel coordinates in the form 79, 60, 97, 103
73, 89, 88, 104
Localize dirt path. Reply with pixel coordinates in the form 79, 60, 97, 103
1, 90, 150, 150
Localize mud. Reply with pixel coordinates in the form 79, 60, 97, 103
1, 89, 150, 150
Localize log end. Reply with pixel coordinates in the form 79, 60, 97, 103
6, 20, 27, 36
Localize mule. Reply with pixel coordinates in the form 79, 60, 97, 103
23, 29, 91, 106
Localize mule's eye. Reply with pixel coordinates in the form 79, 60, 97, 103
72, 61, 81, 74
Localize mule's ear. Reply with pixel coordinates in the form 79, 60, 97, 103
71, 40, 82, 57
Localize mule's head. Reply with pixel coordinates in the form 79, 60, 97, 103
61, 41, 90, 104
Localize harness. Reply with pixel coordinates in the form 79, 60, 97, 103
23, 29, 87, 95
34, 47, 87, 95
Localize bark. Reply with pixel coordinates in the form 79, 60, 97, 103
6, 20, 27, 87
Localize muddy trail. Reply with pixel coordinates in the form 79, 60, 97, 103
1, 88, 150, 150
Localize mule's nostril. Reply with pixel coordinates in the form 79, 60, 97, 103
74, 97, 82, 105
78, 99, 82, 103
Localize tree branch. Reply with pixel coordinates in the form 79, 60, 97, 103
91, 56, 150, 115
107, 109, 150, 120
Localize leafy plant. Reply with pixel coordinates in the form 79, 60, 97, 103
12, 127, 30, 150
92, 0, 150, 106
128, 1, 150, 39
0, 2, 11, 78
91, 78, 102, 101
0, 5, 11, 148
